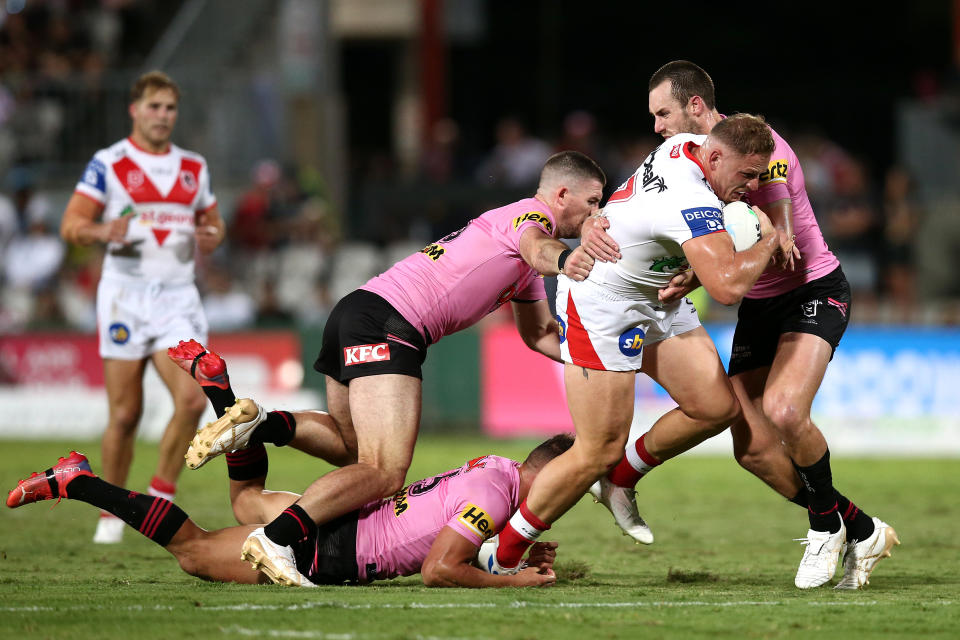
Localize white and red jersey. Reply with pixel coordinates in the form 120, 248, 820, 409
587, 133, 725, 304
74, 137, 217, 284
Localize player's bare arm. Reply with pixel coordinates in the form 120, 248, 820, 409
420, 527, 556, 588
580, 213, 621, 262
517, 226, 594, 281
682, 208, 780, 305
512, 299, 562, 362
763, 198, 801, 270
195, 205, 226, 254
60, 193, 129, 246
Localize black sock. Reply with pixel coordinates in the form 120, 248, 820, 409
264, 504, 316, 546
204, 386, 237, 419
835, 492, 875, 542
66, 476, 189, 546
226, 443, 269, 481
789, 487, 874, 541
250, 411, 296, 447
792, 450, 841, 533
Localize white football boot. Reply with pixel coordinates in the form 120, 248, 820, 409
240, 528, 316, 587
476, 535, 525, 575
588, 477, 654, 544
834, 517, 900, 590
93, 513, 124, 544
794, 514, 846, 589
185, 398, 266, 470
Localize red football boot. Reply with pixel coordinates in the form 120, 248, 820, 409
7, 451, 95, 508
168, 339, 230, 390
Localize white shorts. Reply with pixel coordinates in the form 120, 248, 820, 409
555, 276, 701, 371
97, 277, 208, 360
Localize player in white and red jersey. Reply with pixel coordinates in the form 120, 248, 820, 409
168, 152, 606, 585
6, 435, 572, 588
60, 71, 225, 545
488, 115, 783, 575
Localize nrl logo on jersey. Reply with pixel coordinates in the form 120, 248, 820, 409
512, 211, 553, 235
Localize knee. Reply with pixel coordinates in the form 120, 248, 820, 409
230, 488, 263, 525
685, 391, 741, 429
109, 405, 142, 432
573, 436, 628, 477
762, 395, 805, 435
375, 466, 408, 498
175, 390, 208, 418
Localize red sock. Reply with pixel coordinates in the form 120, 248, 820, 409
148, 476, 176, 501
495, 502, 550, 568
607, 432, 661, 487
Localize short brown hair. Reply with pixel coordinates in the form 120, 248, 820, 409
709, 113, 775, 157
649, 60, 716, 111
523, 433, 575, 468
540, 151, 606, 189
130, 70, 180, 103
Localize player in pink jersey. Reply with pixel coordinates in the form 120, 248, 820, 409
172, 152, 606, 585
6, 435, 571, 588
581, 61, 897, 590
60, 71, 226, 545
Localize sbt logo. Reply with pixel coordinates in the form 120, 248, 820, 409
458, 503, 496, 540
555, 314, 567, 344
618, 327, 645, 357
343, 343, 391, 366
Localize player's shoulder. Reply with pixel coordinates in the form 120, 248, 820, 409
455, 455, 519, 484
92, 138, 130, 162
487, 197, 555, 237
171, 143, 209, 166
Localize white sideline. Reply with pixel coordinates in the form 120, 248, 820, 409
2, 600, 955, 613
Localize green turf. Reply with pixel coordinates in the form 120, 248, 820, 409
1, 437, 957, 639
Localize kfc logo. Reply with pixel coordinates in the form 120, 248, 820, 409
343, 343, 391, 365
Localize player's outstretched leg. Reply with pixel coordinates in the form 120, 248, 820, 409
186, 398, 267, 469
241, 526, 315, 587
835, 517, 900, 590
168, 339, 235, 416
6, 451, 95, 508
588, 432, 659, 544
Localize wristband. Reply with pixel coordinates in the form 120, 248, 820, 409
557, 249, 573, 272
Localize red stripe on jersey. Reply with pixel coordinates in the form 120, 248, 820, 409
113, 156, 163, 203
565, 292, 605, 369
167, 158, 202, 205
683, 141, 705, 173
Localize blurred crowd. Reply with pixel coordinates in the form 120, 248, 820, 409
0, 3, 943, 333
0, 109, 935, 334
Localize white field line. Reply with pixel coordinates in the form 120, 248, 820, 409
220, 628, 473, 640
1, 600, 955, 613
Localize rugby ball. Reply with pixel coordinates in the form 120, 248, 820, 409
722, 201, 761, 251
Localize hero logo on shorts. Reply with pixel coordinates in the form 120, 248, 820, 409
512, 211, 554, 235
618, 327, 645, 357
343, 343, 391, 366
458, 503, 496, 540
109, 322, 131, 345
680, 206, 723, 237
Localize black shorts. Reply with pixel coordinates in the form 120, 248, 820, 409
314, 289, 429, 383
292, 511, 361, 585
728, 266, 851, 377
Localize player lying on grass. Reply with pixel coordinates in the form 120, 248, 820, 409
5, 434, 570, 588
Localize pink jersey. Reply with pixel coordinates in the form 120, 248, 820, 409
361, 197, 552, 343
744, 126, 839, 298
355, 455, 520, 582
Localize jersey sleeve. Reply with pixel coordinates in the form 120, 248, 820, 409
195, 160, 218, 212
74, 153, 108, 204
658, 191, 725, 247
444, 467, 514, 546
502, 208, 557, 254
749, 156, 791, 208
514, 274, 546, 302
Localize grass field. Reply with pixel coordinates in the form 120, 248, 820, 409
1, 436, 957, 639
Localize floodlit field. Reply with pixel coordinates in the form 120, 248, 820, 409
1, 436, 957, 639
